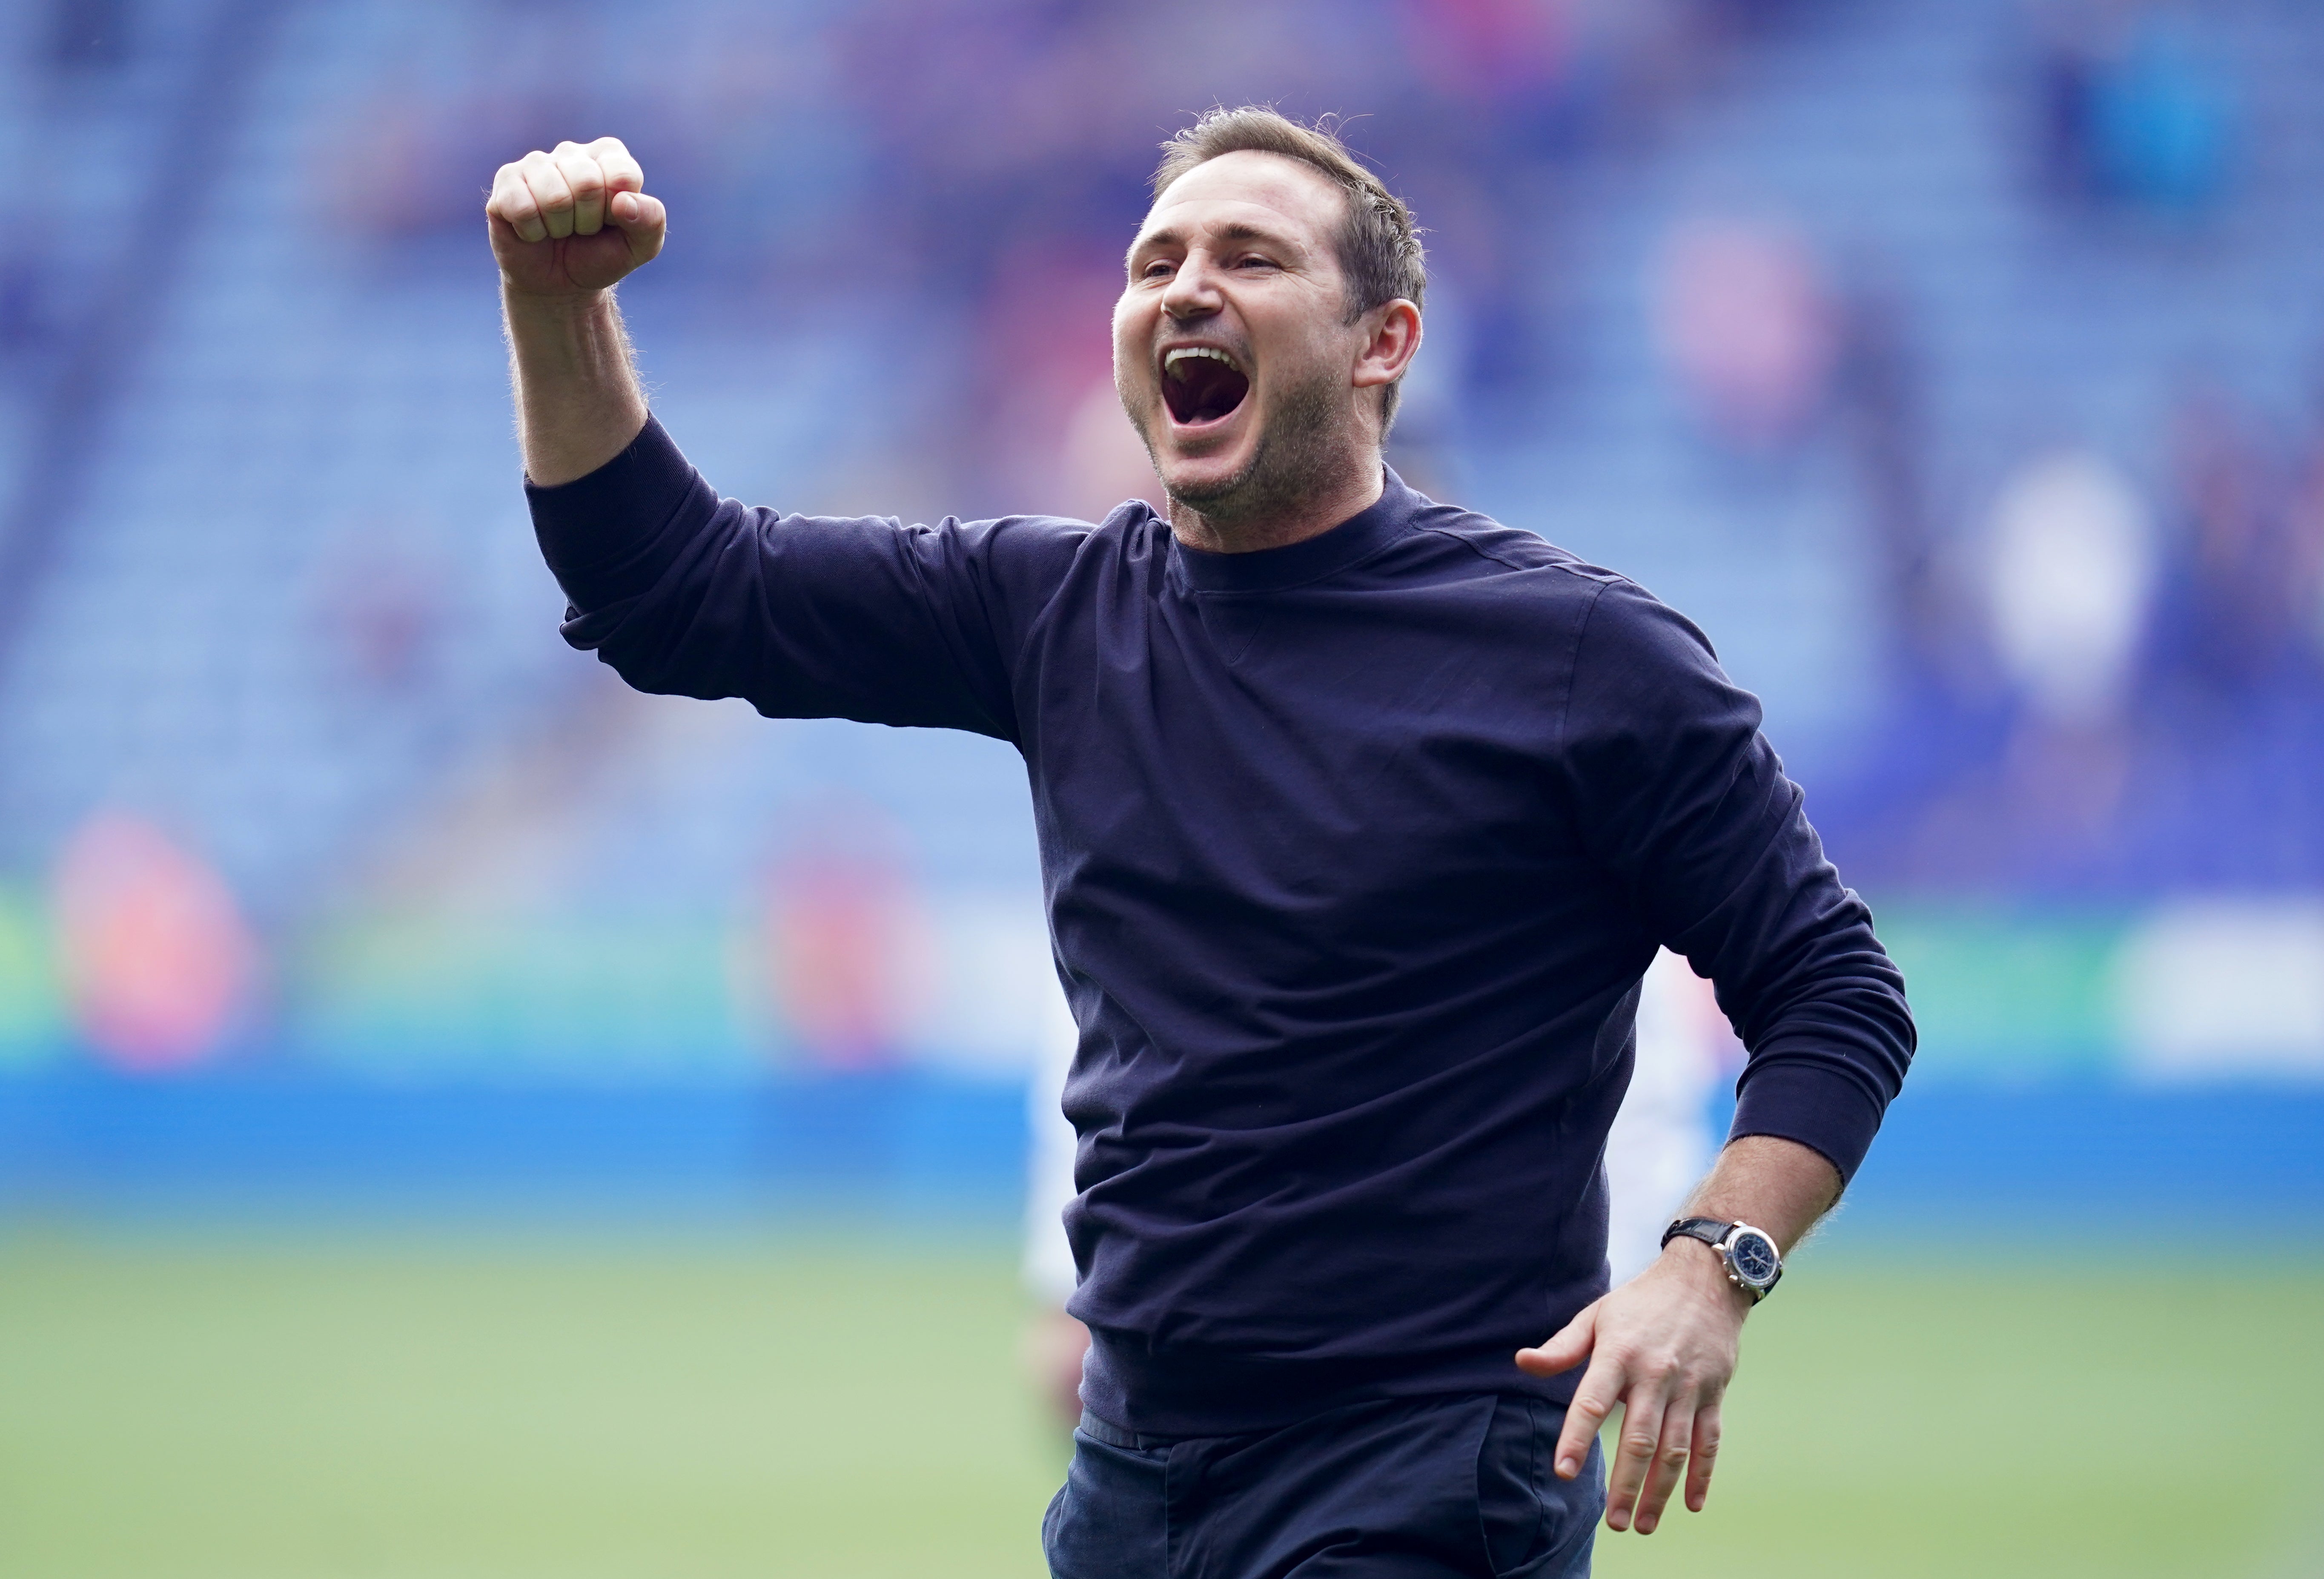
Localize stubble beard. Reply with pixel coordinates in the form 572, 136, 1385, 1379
1127, 361, 1355, 534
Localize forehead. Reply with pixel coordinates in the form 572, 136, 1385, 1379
1137, 150, 1348, 250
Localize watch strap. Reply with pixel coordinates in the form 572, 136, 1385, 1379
1660, 1216, 1729, 1251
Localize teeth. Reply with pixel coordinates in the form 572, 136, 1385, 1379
1164, 347, 1239, 373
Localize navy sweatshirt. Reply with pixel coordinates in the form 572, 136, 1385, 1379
528, 418, 1914, 1438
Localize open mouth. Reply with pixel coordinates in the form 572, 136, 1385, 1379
1160, 346, 1250, 426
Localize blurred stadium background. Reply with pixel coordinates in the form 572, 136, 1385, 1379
1, 0, 2321, 1574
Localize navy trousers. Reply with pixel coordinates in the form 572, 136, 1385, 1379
1043, 1392, 1606, 1579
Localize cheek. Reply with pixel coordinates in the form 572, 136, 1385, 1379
1112, 296, 1147, 373
1249, 307, 1333, 387
1252, 338, 1326, 405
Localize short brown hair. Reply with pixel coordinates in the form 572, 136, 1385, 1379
1151, 106, 1427, 426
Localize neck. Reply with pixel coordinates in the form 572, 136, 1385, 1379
1165, 452, 1386, 555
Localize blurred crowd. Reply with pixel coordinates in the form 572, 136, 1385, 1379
1825, 379, 2324, 895
314, 0, 1815, 512
304, 0, 2324, 896
1, 0, 2321, 1073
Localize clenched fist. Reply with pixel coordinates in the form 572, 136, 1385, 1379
487, 138, 666, 299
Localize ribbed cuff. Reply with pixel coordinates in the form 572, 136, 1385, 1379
524, 415, 701, 609
1727, 1055, 1887, 1184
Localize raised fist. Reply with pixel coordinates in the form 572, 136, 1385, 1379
486, 137, 666, 299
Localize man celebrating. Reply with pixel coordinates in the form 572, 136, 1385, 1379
489, 109, 1912, 1579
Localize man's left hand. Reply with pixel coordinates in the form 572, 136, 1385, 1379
1515, 1238, 1747, 1533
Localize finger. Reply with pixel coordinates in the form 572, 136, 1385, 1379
610, 191, 666, 264
552, 142, 605, 235
1602, 1390, 1667, 1533
488, 164, 547, 244
1515, 1298, 1598, 1379
1685, 1401, 1722, 1512
1632, 1403, 1693, 1533
589, 135, 644, 196
1550, 1349, 1622, 1482
519, 150, 576, 240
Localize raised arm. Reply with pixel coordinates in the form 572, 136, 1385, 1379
485, 138, 667, 485
487, 138, 1091, 746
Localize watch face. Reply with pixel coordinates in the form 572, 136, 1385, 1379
1728, 1230, 1780, 1287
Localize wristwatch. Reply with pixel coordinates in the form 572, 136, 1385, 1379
1660, 1217, 1783, 1303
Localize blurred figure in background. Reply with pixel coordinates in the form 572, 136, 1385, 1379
52, 812, 256, 1072
1983, 445, 2153, 880
1022, 994, 1088, 1430
2035, 2, 2238, 218
759, 810, 934, 1071
1603, 950, 1732, 1285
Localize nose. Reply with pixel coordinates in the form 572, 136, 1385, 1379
1161, 249, 1223, 321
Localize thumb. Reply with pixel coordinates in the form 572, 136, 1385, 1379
610, 190, 667, 263
1516, 1297, 1599, 1378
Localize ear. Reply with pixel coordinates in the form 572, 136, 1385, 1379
1351, 299, 1422, 408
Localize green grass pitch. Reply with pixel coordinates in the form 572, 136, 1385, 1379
0, 1223, 2316, 1578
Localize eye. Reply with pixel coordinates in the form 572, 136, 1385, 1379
1141, 259, 1175, 280
1235, 254, 1277, 270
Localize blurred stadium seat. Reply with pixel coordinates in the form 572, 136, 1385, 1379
0, 0, 2317, 1218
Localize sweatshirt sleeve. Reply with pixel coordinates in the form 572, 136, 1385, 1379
524, 416, 1083, 744
1556, 577, 1914, 1184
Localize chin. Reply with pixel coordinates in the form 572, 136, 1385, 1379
1152, 435, 1262, 509
1156, 462, 1241, 508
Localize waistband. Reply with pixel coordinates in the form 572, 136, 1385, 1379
1078, 1327, 1581, 1439
1077, 1409, 1181, 1450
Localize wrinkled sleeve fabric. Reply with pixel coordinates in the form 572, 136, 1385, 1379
525, 416, 1072, 744
1557, 577, 1914, 1183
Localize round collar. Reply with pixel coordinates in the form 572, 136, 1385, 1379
1167, 468, 1419, 594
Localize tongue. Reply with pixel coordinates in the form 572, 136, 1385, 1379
1164, 359, 1249, 425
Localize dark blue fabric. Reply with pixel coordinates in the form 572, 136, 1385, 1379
528, 418, 1915, 1436
1043, 1392, 1606, 1579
